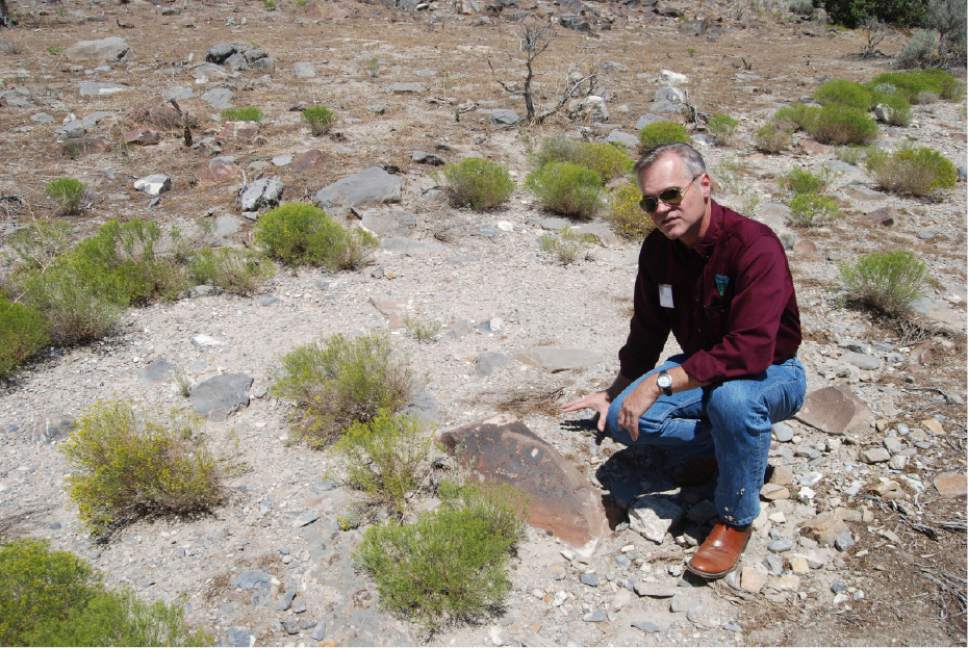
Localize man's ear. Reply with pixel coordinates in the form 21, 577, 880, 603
700, 172, 712, 199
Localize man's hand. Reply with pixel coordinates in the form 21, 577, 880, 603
617, 378, 660, 442
561, 391, 611, 433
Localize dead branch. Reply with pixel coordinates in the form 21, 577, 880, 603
533, 73, 596, 125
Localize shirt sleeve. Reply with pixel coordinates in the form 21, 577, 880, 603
618, 242, 670, 380
680, 234, 792, 384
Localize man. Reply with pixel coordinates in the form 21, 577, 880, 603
563, 143, 806, 579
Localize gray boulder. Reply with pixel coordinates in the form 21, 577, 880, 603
64, 37, 129, 63
78, 82, 128, 98
189, 373, 253, 420
201, 87, 234, 109
634, 113, 664, 130
489, 109, 521, 126
605, 130, 639, 149
239, 177, 284, 211
314, 166, 403, 212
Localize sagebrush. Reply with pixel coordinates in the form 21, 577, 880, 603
62, 401, 223, 537
272, 332, 412, 448
606, 182, 654, 239
45, 177, 86, 215
787, 193, 840, 227
0, 539, 210, 646
255, 202, 377, 270
532, 136, 631, 181
0, 298, 49, 378
189, 247, 275, 296
865, 146, 957, 196
220, 106, 263, 122
638, 120, 689, 155
302, 105, 336, 136
441, 158, 514, 211
839, 250, 928, 315
526, 161, 602, 219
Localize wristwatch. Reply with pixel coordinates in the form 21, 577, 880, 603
656, 370, 673, 396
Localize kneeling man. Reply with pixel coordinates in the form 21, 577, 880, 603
564, 143, 806, 579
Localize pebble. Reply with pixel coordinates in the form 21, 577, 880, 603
768, 538, 794, 553
631, 620, 664, 633
862, 447, 890, 464
583, 609, 607, 623
831, 579, 847, 593
773, 422, 795, 442
580, 572, 600, 588
834, 530, 855, 551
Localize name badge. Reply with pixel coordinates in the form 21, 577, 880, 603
659, 284, 674, 309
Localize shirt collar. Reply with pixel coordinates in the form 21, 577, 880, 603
693, 199, 723, 258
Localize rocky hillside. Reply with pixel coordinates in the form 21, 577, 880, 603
0, 0, 965, 646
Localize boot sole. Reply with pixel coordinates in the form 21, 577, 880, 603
685, 558, 741, 580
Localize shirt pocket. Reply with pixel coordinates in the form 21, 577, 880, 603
702, 301, 730, 345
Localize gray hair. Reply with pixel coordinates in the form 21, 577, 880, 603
633, 143, 706, 188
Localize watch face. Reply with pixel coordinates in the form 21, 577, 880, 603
658, 373, 672, 388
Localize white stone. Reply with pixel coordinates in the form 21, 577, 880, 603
660, 69, 689, 85
134, 174, 172, 196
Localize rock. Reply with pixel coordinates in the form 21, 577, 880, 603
124, 128, 161, 146
768, 538, 793, 553
795, 386, 874, 438
134, 174, 171, 196
33, 416, 74, 444
475, 352, 510, 376
773, 574, 801, 591
386, 82, 426, 94
884, 436, 904, 454
164, 85, 194, 101
873, 103, 896, 123
198, 157, 242, 185
788, 555, 810, 574
292, 510, 320, 528
560, 14, 593, 33
65, 36, 129, 63
933, 472, 967, 498
761, 483, 790, 500
842, 352, 880, 371
889, 454, 908, 470
189, 373, 253, 419
292, 149, 326, 172
206, 43, 274, 72
628, 494, 683, 544
833, 530, 854, 551
764, 554, 784, 576
226, 627, 254, 648
293, 61, 316, 78
439, 416, 609, 553
281, 620, 300, 635
206, 42, 238, 64
769, 465, 795, 486
314, 166, 403, 213
219, 120, 260, 143
612, 589, 633, 611
799, 511, 849, 546
232, 569, 271, 592
201, 87, 234, 109
78, 81, 129, 97
863, 206, 896, 227
605, 130, 639, 149
517, 347, 602, 372
687, 605, 722, 628
862, 447, 890, 464
411, 150, 445, 165
910, 296, 964, 332
633, 582, 677, 598
489, 109, 521, 126
740, 564, 768, 593
660, 69, 689, 85
239, 177, 284, 211
568, 95, 609, 122
277, 590, 296, 611
635, 113, 665, 130
580, 572, 600, 587
773, 422, 795, 442
921, 418, 944, 435
141, 359, 176, 383
272, 154, 293, 167
632, 619, 666, 633
583, 609, 607, 623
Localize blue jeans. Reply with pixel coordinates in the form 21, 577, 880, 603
606, 355, 807, 526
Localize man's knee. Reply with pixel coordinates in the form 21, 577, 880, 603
705, 380, 765, 425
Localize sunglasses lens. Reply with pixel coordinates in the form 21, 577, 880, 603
659, 188, 683, 205
641, 196, 659, 213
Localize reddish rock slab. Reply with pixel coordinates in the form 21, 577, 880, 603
440, 415, 609, 554
291, 149, 326, 173
794, 385, 873, 438
124, 127, 161, 146
219, 121, 260, 142
934, 472, 967, 498
197, 157, 242, 185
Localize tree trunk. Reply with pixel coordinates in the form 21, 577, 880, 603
0, 1, 11, 28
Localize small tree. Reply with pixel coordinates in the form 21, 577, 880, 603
487, 25, 596, 125
860, 17, 888, 58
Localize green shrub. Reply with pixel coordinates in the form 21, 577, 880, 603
870, 91, 913, 126
62, 401, 222, 537
895, 28, 939, 68
355, 482, 522, 632
869, 69, 963, 102
783, 168, 830, 195
526, 161, 602, 219
839, 250, 928, 315
808, 104, 878, 144
220, 106, 263, 122
835, 145, 870, 165
533, 137, 632, 181
45, 177, 86, 215
0, 539, 210, 646
254, 202, 377, 270
271, 332, 412, 448
189, 247, 275, 296
772, 103, 821, 132
4, 220, 71, 269
822, 0, 928, 28
0, 299, 50, 377
538, 227, 597, 265
334, 409, 430, 515
787, 193, 840, 227
302, 106, 336, 136
606, 182, 654, 239
403, 316, 442, 343
17, 266, 121, 346
707, 114, 738, 145
866, 146, 957, 196
754, 122, 793, 153
441, 158, 514, 211
814, 79, 873, 110
638, 120, 689, 155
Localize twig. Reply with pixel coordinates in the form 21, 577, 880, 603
901, 386, 955, 403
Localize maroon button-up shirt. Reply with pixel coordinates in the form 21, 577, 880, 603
618, 200, 802, 384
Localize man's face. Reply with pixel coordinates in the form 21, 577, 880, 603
638, 154, 711, 246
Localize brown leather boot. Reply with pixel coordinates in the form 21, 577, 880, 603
686, 521, 752, 579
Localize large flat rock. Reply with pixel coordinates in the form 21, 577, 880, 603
190, 373, 253, 420
439, 415, 609, 555
517, 347, 602, 373
313, 166, 402, 213
794, 385, 873, 438
65, 36, 129, 63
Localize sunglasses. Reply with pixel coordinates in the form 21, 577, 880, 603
639, 174, 702, 214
